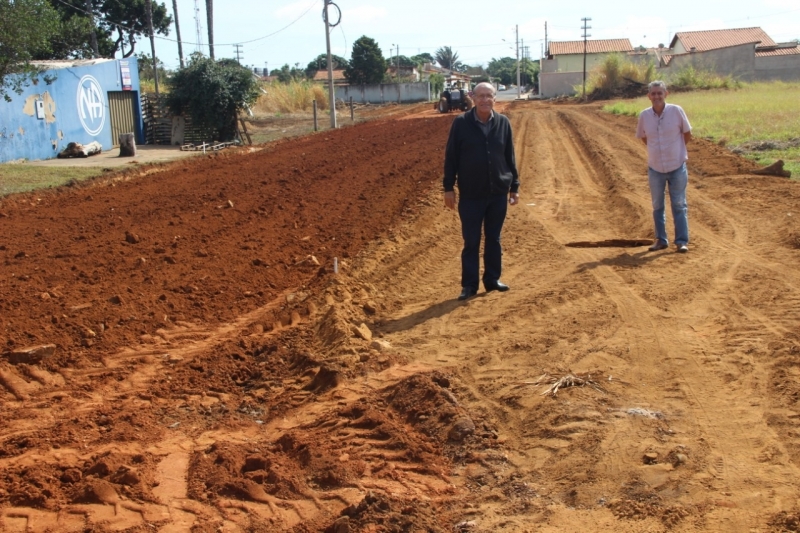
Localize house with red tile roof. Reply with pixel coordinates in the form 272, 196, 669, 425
658, 27, 800, 82
540, 38, 635, 97
312, 69, 349, 85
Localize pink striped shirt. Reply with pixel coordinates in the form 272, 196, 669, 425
636, 104, 692, 173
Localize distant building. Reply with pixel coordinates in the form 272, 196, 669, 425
312, 69, 348, 85
385, 65, 420, 81
659, 27, 800, 82
540, 38, 634, 97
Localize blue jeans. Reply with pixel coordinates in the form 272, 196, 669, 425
458, 194, 508, 290
648, 163, 689, 246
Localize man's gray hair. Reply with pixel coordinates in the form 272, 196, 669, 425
648, 80, 667, 92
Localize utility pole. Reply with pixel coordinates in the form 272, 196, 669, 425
172, 0, 185, 67
323, 0, 337, 129
145, 0, 159, 97
391, 44, 396, 80
544, 22, 548, 56
581, 17, 592, 100
85, 0, 99, 57
233, 44, 243, 64
516, 25, 521, 99
193, 0, 203, 53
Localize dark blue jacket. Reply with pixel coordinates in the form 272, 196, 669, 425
443, 108, 519, 199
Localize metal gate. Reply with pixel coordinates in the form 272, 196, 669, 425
107, 91, 136, 146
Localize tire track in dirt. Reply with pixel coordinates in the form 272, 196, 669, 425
370, 102, 800, 531
527, 103, 800, 528
2, 101, 800, 532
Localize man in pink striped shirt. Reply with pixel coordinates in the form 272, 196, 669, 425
636, 80, 693, 253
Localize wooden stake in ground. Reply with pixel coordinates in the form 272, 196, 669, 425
239, 119, 252, 145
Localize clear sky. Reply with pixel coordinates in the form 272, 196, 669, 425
148, 0, 800, 72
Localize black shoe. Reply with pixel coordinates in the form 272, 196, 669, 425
458, 287, 478, 301
485, 281, 510, 293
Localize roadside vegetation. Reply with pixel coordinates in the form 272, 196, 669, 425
579, 55, 738, 99
252, 80, 330, 114
603, 81, 800, 178
0, 166, 100, 196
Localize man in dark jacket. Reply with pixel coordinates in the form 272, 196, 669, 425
443, 82, 520, 301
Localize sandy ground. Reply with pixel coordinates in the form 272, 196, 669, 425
1, 101, 799, 532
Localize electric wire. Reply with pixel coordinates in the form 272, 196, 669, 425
51, 0, 321, 48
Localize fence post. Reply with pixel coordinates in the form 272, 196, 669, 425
350, 97, 354, 121
313, 100, 318, 132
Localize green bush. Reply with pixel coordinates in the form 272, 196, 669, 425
166, 53, 260, 141
668, 65, 740, 91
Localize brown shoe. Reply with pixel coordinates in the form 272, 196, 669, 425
648, 240, 668, 251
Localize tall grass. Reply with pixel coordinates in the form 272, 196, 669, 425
668, 65, 739, 91
139, 79, 160, 94
579, 56, 738, 100
252, 80, 330, 115
579, 54, 655, 99
602, 81, 800, 176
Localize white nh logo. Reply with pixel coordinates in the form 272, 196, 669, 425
77, 75, 106, 136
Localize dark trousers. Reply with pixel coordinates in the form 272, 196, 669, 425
458, 194, 508, 290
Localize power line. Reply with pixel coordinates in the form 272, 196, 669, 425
51, 0, 321, 49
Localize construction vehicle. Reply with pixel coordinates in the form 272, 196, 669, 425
435, 83, 474, 113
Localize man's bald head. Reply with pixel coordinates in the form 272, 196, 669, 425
474, 82, 496, 96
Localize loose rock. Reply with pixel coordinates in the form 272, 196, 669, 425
352, 323, 372, 341
7, 344, 56, 364
448, 417, 476, 442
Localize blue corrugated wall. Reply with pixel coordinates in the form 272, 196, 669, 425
0, 57, 144, 163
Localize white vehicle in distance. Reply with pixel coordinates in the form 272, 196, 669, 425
498, 84, 507, 91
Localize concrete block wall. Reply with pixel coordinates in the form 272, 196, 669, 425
335, 82, 431, 105
540, 71, 583, 98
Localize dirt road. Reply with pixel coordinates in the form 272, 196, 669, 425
1, 102, 799, 532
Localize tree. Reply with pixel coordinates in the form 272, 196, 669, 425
0, 0, 60, 101
136, 51, 169, 81
35, 10, 108, 60
275, 63, 305, 83
386, 55, 416, 68
434, 46, 461, 70
429, 73, 445, 96
487, 56, 539, 87
166, 54, 260, 141
410, 52, 433, 65
345, 36, 386, 85
39, 0, 172, 59
486, 56, 517, 85
305, 53, 348, 78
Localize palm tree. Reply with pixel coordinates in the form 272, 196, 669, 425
205, 0, 214, 59
435, 46, 461, 70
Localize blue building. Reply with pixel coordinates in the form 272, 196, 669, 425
0, 57, 144, 163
